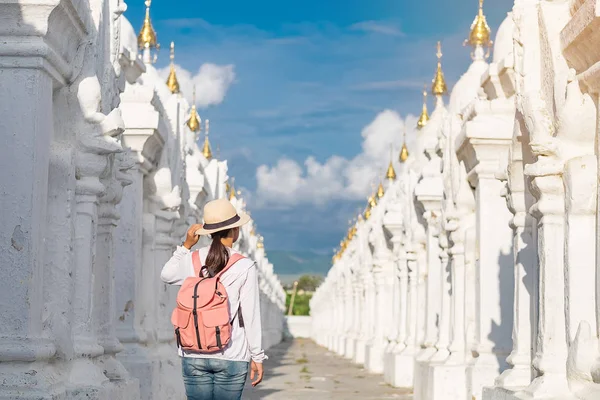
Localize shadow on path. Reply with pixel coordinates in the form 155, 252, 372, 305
243, 338, 413, 399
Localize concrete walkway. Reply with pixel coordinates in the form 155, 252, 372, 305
243, 338, 413, 399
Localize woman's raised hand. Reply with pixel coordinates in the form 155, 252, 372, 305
183, 224, 203, 249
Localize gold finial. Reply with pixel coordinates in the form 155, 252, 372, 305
364, 206, 372, 220
400, 142, 409, 163
187, 87, 201, 132
432, 41, 448, 96
368, 195, 377, 208
202, 119, 213, 160
229, 184, 236, 200
138, 0, 158, 50
417, 85, 429, 129
467, 0, 492, 48
386, 158, 397, 180
346, 219, 355, 241
377, 182, 385, 198
399, 129, 409, 163
166, 42, 180, 94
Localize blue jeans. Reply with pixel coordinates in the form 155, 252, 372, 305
181, 357, 249, 400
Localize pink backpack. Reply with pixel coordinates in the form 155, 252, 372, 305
171, 251, 245, 353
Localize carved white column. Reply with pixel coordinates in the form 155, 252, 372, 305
343, 270, 355, 359
395, 248, 409, 354
94, 151, 139, 393
513, 164, 570, 397
382, 197, 404, 383
561, 6, 600, 397
415, 167, 445, 398
363, 267, 376, 350
69, 63, 127, 396
423, 212, 442, 353
0, 2, 86, 396
428, 156, 475, 400
115, 81, 163, 399
352, 274, 365, 363
457, 101, 515, 399
493, 128, 536, 389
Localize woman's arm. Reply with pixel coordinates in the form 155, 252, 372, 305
160, 246, 192, 285
239, 264, 268, 363
161, 224, 202, 285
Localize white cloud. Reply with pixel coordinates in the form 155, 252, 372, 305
350, 21, 405, 37
158, 63, 236, 108
254, 110, 419, 207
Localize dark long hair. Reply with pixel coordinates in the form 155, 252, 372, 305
205, 229, 232, 276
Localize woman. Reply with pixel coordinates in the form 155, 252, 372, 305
161, 198, 266, 400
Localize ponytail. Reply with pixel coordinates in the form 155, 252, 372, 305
205, 229, 232, 276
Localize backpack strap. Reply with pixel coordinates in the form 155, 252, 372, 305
191, 250, 202, 277
215, 253, 245, 279
193, 251, 245, 278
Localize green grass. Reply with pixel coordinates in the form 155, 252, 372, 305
296, 357, 308, 364
300, 366, 310, 374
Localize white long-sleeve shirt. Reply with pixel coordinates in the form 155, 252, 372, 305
161, 245, 267, 363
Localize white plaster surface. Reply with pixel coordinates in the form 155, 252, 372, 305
311, 1, 600, 399
285, 316, 313, 339
0, 4, 285, 399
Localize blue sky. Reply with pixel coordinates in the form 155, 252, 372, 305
125, 0, 512, 255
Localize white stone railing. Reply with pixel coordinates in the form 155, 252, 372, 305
0, 5, 285, 400
311, 2, 600, 400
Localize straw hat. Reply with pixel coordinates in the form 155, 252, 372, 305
195, 198, 251, 235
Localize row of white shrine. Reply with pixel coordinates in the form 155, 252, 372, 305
0, 1, 286, 399
311, 1, 600, 399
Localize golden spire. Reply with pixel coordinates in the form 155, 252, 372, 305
137, 0, 158, 50
368, 195, 377, 208
417, 85, 429, 129
399, 129, 409, 163
187, 87, 201, 132
364, 205, 372, 220
467, 0, 492, 48
400, 143, 409, 163
202, 119, 213, 160
166, 42, 180, 94
377, 182, 385, 198
432, 41, 448, 96
229, 183, 236, 200
386, 149, 397, 180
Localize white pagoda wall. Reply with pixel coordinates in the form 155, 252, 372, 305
311, 1, 600, 399
0, 3, 285, 399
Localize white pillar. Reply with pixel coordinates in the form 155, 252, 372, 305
494, 131, 536, 389
467, 168, 514, 399
0, 7, 66, 394
520, 170, 570, 396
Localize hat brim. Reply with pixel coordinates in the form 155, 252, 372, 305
195, 211, 251, 236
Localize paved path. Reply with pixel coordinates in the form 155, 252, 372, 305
243, 338, 413, 399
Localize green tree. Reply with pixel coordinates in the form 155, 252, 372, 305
295, 274, 323, 292
286, 292, 312, 316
